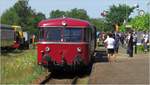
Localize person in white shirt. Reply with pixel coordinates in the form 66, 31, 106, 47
104, 33, 115, 63
143, 32, 149, 53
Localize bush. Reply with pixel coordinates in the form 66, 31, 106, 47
137, 45, 144, 53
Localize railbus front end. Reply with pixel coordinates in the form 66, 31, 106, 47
37, 17, 96, 72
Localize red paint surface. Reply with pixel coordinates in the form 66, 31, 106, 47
37, 43, 89, 65
38, 18, 90, 27
11, 43, 20, 48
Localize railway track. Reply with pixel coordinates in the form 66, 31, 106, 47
39, 69, 90, 85
71, 76, 79, 84
40, 73, 52, 84
37, 53, 100, 84
37, 50, 104, 84
39, 72, 80, 84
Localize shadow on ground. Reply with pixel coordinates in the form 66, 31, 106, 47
94, 50, 108, 63
1, 49, 23, 56
40, 67, 92, 84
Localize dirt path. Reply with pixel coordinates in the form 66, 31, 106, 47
89, 47, 149, 84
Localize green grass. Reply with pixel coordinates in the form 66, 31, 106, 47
137, 45, 144, 53
136, 45, 150, 53
0, 49, 44, 84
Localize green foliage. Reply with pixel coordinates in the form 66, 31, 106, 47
49, 8, 89, 20
27, 12, 46, 34
50, 10, 66, 18
1, 8, 19, 25
119, 25, 126, 32
0, 0, 46, 34
67, 8, 89, 20
137, 45, 144, 53
13, 0, 34, 31
105, 4, 134, 26
129, 13, 150, 31
90, 18, 113, 32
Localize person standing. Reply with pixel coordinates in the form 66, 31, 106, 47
133, 32, 137, 54
127, 32, 134, 57
114, 33, 120, 53
142, 32, 149, 53
120, 33, 125, 47
104, 33, 116, 63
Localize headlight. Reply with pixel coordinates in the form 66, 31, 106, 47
45, 47, 50, 52
77, 47, 82, 53
62, 21, 67, 26
40, 50, 44, 53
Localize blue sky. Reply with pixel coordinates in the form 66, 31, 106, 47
0, 0, 149, 18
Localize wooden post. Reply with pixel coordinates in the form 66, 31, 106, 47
32, 34, 35, 44
32, 34, 35, 49
115, 24, 119, 32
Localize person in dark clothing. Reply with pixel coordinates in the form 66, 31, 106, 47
127, 32, 134, 57
114, 33, 120, 53
120, 33, 125, 46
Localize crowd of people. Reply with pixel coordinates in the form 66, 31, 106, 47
97, 31, 149, 63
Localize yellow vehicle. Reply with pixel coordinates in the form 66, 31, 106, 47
11, 25, 30, 49
12, 25, 24, 38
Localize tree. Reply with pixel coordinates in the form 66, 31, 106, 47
49, 8, 89, 20
0, 0, 46, 34
129, 13, 150, 31
105, 4, 134, 31
90, 18, 112, 32
29, 12, 46, 34
49, 10, 66, 18
13, 0, 35, 31
67, 8, 89, 20
1, 8, 19, 25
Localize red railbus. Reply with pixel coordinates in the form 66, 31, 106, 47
37, 17, 96, 72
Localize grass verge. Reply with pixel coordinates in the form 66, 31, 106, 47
0, 49, 44, 84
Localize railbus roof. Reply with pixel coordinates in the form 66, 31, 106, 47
38, 17, 91, 28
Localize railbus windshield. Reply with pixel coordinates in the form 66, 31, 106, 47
46, 28, 61, 41
38, 27, 86, 42
64, 28, 82, 42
